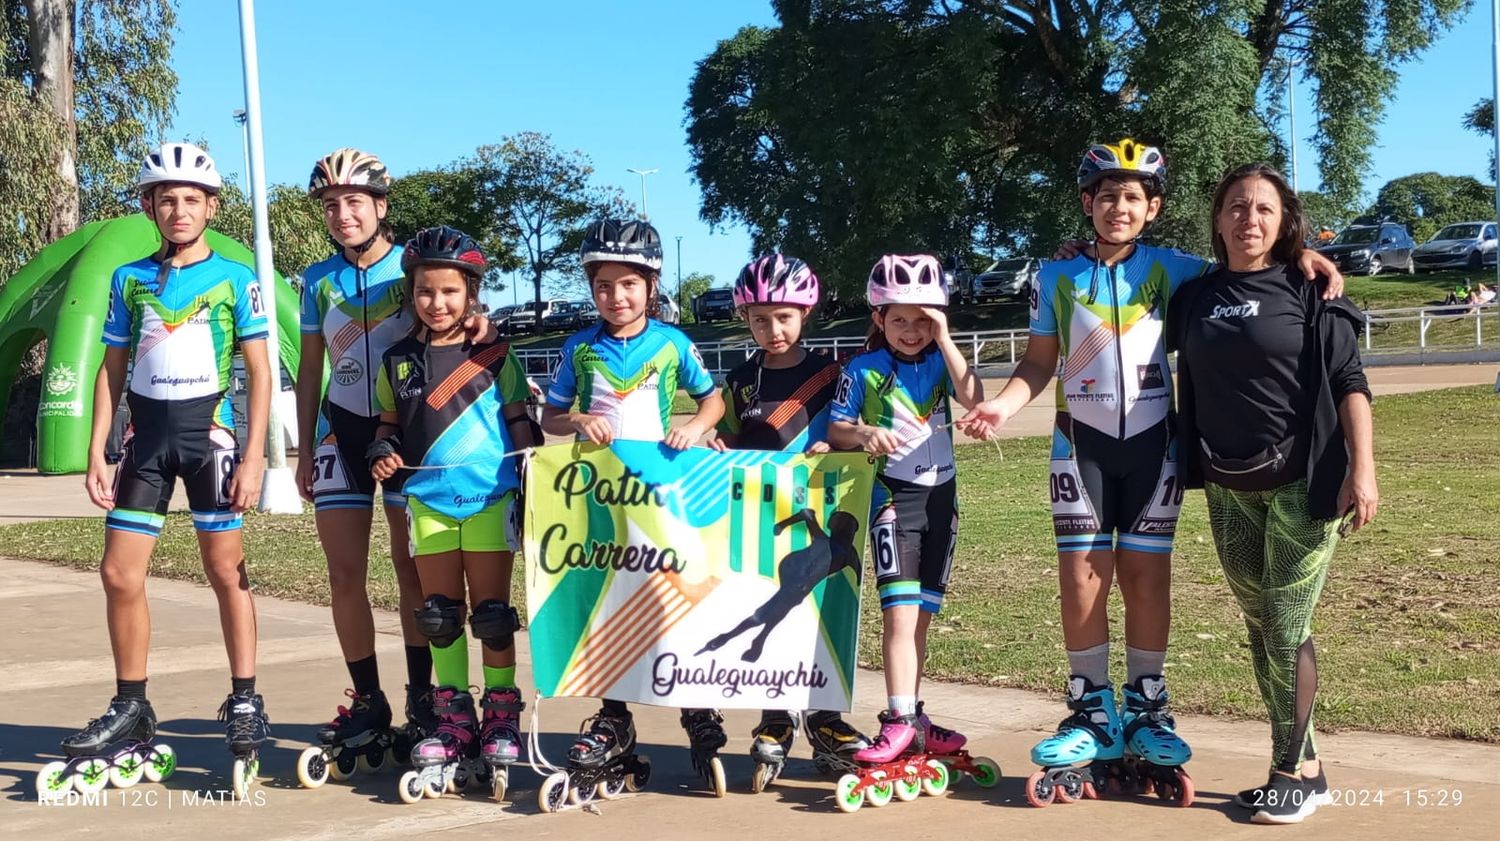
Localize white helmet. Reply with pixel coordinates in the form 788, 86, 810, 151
137, 142, 223, 195
866, 254, 948, 308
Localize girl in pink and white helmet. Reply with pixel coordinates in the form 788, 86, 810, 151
827, 253, 983, 770
710, 255, 874, 788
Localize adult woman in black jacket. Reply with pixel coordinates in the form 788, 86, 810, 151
1166, 163, 1378, 825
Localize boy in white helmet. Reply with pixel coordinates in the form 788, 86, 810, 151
51, 142, 272, 799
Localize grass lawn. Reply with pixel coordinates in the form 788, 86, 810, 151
2, 387, 1495, 741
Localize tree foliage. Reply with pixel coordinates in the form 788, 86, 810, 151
1464, 97, 1495, 181
210, 181, 330, 282
676, 271, 715, 323
686, 0, 1467, 291
1368, 172, 1495, 243
387, 165, 524, 289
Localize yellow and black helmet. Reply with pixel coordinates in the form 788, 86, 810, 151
1077, 139, 1166, 192
308, 148, 392, 198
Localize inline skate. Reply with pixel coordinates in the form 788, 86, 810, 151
37, 697, 176, 800
296, 689, 396, 788
537, 706, 650, 813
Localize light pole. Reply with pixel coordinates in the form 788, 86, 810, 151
676, 235, 684, 322
1287, 58, 1299, 193
626, 167, 659, 219
236, 0, 299, 513
232, 109, 250, 191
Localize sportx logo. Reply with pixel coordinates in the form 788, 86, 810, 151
1209, 300, 1260, 319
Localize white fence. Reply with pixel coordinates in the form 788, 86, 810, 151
1361, 302, 1498, 353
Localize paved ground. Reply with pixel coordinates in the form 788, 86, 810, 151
2, 363, 1495, 838
1, 558, 1495, 839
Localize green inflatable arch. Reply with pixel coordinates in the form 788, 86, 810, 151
0, 214, 300, 474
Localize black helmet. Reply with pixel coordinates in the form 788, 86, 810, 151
579, 219, 663, 272
401, 226, 487, 279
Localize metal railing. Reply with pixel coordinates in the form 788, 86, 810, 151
1361, 301, 1498, 353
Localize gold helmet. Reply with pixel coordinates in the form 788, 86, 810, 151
1077, 139, 1166, 192
308, 148, 391, 198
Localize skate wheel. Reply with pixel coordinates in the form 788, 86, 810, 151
1025, 769, 1056, 807
143, 744, 176, 783
296, 747, 331, 789
625, 755, 651, 792
1174, 769, 1194, 807
74, 757, 110, 795
397, 770, 425, 804
110, 749, 148, 789
231, 757, 258, 802
330, 749, 358, 782
452, 766, 471, 793
537, 771, 569, 813
834, 773, 865, 813
865, 770, 893, 807
921, 759, 950, 797
491, 768, 508, 803
358, 746, 389, 774
424, 776, 445, 799
895, 770, 922, 802
708, 755, 727, 798
968, 756, 1001, 789
751, 762, 778, 794
1055, 770, 1084, 804
596, 774, 627, 800
36, 761, 73, 800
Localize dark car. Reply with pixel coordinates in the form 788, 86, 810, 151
971, 258, 1037, 303
508, 298, 565, 334
542, 301, 586, 333
1317, 222, 1415, 276
695, 288, 736, 323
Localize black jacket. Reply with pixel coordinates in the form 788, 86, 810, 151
1167, 269, 1371, 519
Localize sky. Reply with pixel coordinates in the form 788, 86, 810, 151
166, 1, 1497, 306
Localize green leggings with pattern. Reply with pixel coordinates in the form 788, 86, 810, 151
1205, 479, 1341, 772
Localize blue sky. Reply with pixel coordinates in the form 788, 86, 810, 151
168, 1, 1496, 304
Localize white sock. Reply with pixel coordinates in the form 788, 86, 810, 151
1126, 646, 1167, 684
1066, 642, 1110, 687
888, 695, 917, 716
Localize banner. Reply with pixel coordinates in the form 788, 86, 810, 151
524, 441, 874, 711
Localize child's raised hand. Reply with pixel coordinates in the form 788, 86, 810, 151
665, 421, 706, 451
804, 441, 832, 455
921, 306, 950, 338
371, 453, 404, 481
861, 426, 902, 456
571, 413, 614, 446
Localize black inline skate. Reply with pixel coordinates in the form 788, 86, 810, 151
749, 711, 798, 793
537, 706, 651, 813
681, 708, 728, 797
219, 691, 270, 801
296, 688, 396, 789
37, 697, 176, 800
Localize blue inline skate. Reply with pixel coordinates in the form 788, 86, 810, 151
1025, 676, 1123, 807
1121, 674, 1194, 806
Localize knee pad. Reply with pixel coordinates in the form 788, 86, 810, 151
469, 599, 521, 652
415, 594, 466, 647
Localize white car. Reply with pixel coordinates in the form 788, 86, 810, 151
655, 294, 681, 324
1412, 222, 1499, 272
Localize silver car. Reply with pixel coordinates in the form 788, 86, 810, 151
971, 258, 1037, 303
1412, 222, 1499, 272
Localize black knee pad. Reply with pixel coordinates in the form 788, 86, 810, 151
469, 599, 521, 652
415, 594, 465, 647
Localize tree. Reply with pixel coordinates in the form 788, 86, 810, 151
2, 0, 177, 248
1368, 172, 1495, 243
686, 1, 1467, 277
386, 165, 524, 289
1464, 98, 1495, 181
471, 132, 631, 314
1299, 190, 1357, 234
211, 181, 331, 282
676, 272, 715, 324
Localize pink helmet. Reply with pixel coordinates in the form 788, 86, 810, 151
866, 254, 947, 308
732, 254, 820, 309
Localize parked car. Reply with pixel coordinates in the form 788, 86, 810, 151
942, 255, 974, 304
542, 301, 589, 333
490, 304, 518, 336
508, 298, 565, 334
971, 257, 1038, 302
1412, 221, 1499, 272
654, 294, 680, 325
576, 300, 600, 326
695, 288, 736, 323
1317, 222, 1415, 275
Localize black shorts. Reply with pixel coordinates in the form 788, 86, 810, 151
309, 402, 405, 511
869, 477, 957, 614
107, 393, 242, 536
1049, 413, 1181, 556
